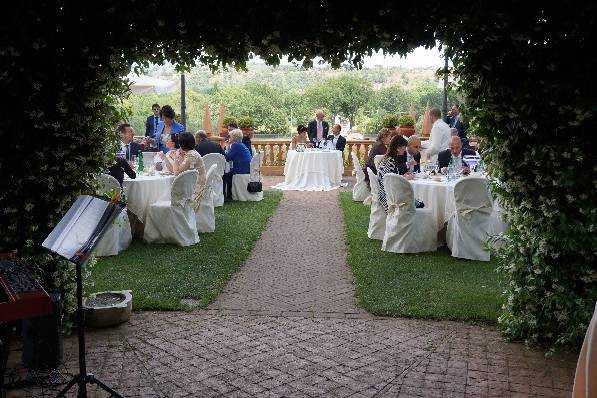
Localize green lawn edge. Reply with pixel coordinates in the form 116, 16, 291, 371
339, 191, 503, 324
88, 191, 283, 311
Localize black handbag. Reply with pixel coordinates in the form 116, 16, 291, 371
247, 181, 262, 193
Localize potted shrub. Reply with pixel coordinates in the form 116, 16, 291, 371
398, 115, 416, 137
238, 116, 255, 137
382, 114, 400, 136
221, 116, 237, 137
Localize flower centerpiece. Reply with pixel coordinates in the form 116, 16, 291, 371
398, 115, 416, 137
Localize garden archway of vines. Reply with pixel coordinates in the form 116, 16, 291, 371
2, 2, 595, 350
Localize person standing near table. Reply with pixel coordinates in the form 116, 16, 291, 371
155, 105, 185, 153
144, 103, 161, 151
118, 123, 141, 162
422, 107, 451, 164
328, 124, 346, 152
307, 110, 329, 145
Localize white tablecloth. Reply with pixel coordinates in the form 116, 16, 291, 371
409, 177, 458, 232
123, 174, 175, 223
273, 150, 344, 191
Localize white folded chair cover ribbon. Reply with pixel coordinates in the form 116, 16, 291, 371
143, 170, 199, 246
366, 167, 386, 240
195, 164, 217, 233
447, 176, 493, 261
351, 152, 370, 202
458, 203, 493, 220
202, 153, 227, 207
382, 173, 437, 253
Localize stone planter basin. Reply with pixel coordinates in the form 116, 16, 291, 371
84, 290, 132, 328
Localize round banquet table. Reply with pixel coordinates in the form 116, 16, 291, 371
409, 177, 458, 232
123, 174, 175, 224
272, 149, 344, 191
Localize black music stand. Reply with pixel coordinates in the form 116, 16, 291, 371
42, 195, 125, 398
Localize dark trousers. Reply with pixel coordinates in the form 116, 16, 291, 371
223, 172, 233, 199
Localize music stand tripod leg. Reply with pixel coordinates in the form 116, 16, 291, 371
55, 260, 122, 398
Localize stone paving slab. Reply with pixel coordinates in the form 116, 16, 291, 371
7, 312, 576, 397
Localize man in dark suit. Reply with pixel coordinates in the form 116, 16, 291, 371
438, 136, 477, 172
118, 123, 142, 162
327, 124, 346, 152
307, 110, 329, 144
144, 104, 161, 151
403, 134, 422, 173
195, 130, 225, 156
145, 103, 161, 138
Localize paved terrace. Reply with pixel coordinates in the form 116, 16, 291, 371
8, 177, 577, 397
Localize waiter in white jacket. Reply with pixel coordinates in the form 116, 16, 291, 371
422, 107, 451, 164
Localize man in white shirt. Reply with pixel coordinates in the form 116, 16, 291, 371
421, 107, 451, 164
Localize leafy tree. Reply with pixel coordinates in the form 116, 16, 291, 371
305, 75, 373, 127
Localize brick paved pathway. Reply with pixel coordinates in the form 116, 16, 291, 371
7, 180, 578, 397
208, 189, 365, 316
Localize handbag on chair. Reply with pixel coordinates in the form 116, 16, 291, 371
247, 181, 262, 192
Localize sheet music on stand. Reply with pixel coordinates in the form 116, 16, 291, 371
42, 195, 125, 262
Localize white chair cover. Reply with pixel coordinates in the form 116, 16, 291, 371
374, 155, 384, 169
144, 170, 199, 246
382, 174, 437, 253
202, 153, 226, 207
195, 164, 217, 233
367, 167, 386, 240
94, 174, 132, 256
232, 152, 264, 201
573, 302, 597, 398
351, 152, 370, 202
446, 177, 493, 261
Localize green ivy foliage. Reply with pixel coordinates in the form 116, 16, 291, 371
2, 2, 595, 349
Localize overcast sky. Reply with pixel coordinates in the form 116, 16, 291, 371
251, 46, 446, 69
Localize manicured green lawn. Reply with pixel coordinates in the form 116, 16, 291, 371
88, 191, 282, 310
339, 192, 503, 323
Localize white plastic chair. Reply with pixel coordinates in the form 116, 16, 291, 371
195, 164, 217, 233
351, 152, 370, 202
374, 155, 384, 169
381, 174, 437, 253
94, 174, 132, 256
143, 170, 199, 246
446, 177, 493, 261
202, 153, 226, 207
232, 152, 264, 201
367, 167, 386, 240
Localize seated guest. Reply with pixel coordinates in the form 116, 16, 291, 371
405, 135, 422, 173
107, 155, 136, 186
327, 124, 346, 152
223, 129, 252, 201
155, 133, 179, 173
377, 135, 412, 211
195, 130, 225, 156
242, 128, 254, 155
160, 132, 207, 202
364, 128, 392, 187
155, 105, 185, 153
438, 136, 477, 174
118, 123, 142, 162
290, 125, 311, 149
450, 128, 458, 137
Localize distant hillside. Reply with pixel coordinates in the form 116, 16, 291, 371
143, 63, 440, 93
